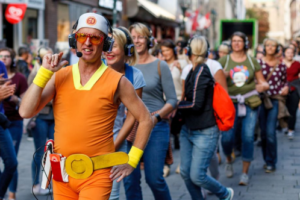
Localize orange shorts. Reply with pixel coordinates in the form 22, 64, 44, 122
53, 168, 112, 200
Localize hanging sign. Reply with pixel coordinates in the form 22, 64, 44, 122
5, 4, 27, 24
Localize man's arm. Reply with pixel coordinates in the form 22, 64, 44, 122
19, 75, 56, 118
19, 52, 68, 118
110, 77, 153, 182
114, 88, 143, 151
115, 77, 152, 150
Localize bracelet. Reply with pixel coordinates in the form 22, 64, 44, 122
127, 146, 144, 168
154, 113, 162, 122
33, 66, 54, 88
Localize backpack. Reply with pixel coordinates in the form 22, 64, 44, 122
213, 82, 235, 131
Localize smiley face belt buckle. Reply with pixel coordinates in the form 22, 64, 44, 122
65, 154, 93, 179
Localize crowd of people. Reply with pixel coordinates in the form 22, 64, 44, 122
1, 12, 300, 200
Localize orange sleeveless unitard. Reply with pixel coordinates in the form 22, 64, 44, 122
52, 63, 123, 200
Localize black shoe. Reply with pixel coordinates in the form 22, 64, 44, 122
265, 166, 275, 173
263, 164, 267, 169
257, 140, 262, 147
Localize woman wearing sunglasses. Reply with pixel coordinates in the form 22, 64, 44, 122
124, 23, 177, 200
20, 13, 153, 200
103, 27, 146, 200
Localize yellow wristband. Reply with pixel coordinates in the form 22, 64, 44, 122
128, 146, 144, 168
33, 66, 54, 88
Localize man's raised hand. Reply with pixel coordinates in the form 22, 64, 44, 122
42, 52, 69, 72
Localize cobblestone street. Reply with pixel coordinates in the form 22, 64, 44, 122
2, 111, 300, 200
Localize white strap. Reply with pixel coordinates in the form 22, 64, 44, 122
224, 55, 230, 70
247, 55, 255, 71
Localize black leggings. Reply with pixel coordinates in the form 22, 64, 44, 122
286, 90, 300, 130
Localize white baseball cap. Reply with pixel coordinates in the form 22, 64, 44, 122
76, 13, 109, 35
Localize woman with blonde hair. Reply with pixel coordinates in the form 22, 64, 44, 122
103, 26, 146, 200
125, 22, 177, 200
218, 43, 230, 59
178, 35, 234, 200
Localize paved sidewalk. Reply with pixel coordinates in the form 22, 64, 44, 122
2, 111, 300, 200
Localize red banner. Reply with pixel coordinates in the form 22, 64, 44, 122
5, 4, 27, 24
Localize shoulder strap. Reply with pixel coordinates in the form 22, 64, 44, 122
224, 55, 230, 70
157, 60, 161, 80
125, 64, 134, 84
247, 55, 255, 71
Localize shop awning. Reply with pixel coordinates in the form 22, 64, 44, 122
137, 0, 176, 21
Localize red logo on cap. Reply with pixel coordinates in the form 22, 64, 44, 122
86, 17, 96, 25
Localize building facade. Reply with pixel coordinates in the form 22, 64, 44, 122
244, 0, 292, 45
0, 0, 45, 50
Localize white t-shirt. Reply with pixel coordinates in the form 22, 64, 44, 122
181, 58, 222, 80
168, 59, 188, 100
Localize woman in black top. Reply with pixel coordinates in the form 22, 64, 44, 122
178, 35, 234, 200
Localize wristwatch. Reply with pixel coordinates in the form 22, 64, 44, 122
154, 113, 162, 122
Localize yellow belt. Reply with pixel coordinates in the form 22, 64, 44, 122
65, 152, 128, 179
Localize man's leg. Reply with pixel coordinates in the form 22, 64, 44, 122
78, 169, 112, 200
53, 180, 78, 200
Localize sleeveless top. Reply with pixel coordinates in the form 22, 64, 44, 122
53, 63, 123, 157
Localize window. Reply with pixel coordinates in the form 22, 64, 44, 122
22, 9, 38, 45
57, 3, 70, 42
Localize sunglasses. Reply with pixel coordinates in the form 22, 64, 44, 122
75, 33, 104, 45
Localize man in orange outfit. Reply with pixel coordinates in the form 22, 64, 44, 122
19, 13, 153, 200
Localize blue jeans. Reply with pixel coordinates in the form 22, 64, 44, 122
222, 104, 258, 162
0, 126, 18, 198
31, 118, 54, 185
259, 99, 278, 167
180, 125, 228, 200
123, 121, 171, 200
109, 133, 128, 200
8, 120, 23, 193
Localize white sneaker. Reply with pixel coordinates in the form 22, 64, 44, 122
282, 127, 288, 135
239, 173, 249, 186
32, 184, 51, 195
225, 163, 233, 178
287, 131, 294, 140
175, 164, 180, 174
163, 165, 170, 177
